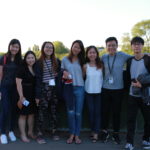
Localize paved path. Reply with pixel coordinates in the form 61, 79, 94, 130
0, 132, 144, 150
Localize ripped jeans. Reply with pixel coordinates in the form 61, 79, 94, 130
64, 86, 84, 136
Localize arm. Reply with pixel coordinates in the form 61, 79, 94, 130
34, 61, 42, 100
137, 73, 150, 87
82, 64, 87, 77
0, 65, 3, 99
16, 78, 25, 102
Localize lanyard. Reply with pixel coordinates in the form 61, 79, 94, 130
107, 54, 117, 75
44, 59, 54, 78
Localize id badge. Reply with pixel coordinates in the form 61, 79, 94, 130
49, 79, 56, 86
108, 76, 114, 84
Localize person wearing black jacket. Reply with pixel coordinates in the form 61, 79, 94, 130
125, 37, 150, 150
34, 41, 61, 144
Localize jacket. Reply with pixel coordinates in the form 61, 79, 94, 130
126, 55, 150, 104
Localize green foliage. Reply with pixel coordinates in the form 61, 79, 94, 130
0, 52, 5, 56
131, 19, 150, 50
31, 44, 41, 58
53, 41, 69, 54
121, 33, 133, 55
56, 53, 68, 60
99, 49, 107, 56
121, 19, 150, 54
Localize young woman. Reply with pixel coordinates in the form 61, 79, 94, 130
61, 40, 85, 144
35, 41, 61, 144
16, 51, 37, 143
83, 46, 103, 143
0, 39, 22, 144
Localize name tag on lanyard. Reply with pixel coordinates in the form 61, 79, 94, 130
107, 54, 117, 84
49, 79, 56, 86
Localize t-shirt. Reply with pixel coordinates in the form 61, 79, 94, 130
0, 55, 18, 86
42, 59, 55, 83
61, 56, 84, 86
102, 51, 131, 90
129, 58, 148, 97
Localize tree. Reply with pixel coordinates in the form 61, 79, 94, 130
32, 44, 41, 58
121, 19, 150, 54
132, 19, 150, 51
121, 33, 133, 55
53, 41, 69, 54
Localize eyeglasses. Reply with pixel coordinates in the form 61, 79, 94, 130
107, 44, 117, 48
45, 46, 53, 49
132, 43, 142, 46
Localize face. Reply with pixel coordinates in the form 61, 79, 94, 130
131, 42, 143, 55
44, 43, 54, 57
26, 54, 36, 66
72, 42, 81, 56
87, 48, 97, 61
106, 40, 118, 55
9, 44, 20, 55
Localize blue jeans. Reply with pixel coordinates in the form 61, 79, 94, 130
86, 93, 101, 133
0, 85, 18, 134
65, 86, 84, 136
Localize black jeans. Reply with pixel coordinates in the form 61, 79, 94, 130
126, 96, 150, 144
86, 93, 101, 134
0, 85, 18, 134
101, 88, 124, 132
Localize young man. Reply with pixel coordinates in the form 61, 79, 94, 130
125, 36, 150, 150
101, 37, 131, 144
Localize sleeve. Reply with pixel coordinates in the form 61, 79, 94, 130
61, 57, 65, 69
0, 56, 4, 65
121, 52, 132, 61
56, 58, 61, 73
16, 66, 24, 79
34, 61, 43, 99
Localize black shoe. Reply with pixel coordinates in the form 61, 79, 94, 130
112, 133, 120, 144
101, 131, 109, 143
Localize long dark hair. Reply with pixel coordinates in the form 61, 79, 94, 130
39, 41, 58, 72
85, 45, 103, 69
23, 51, 36, 68
5, 39, 22, 64
68, 40, 85, 67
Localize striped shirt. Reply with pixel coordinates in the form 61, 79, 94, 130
42, 59, 55, 83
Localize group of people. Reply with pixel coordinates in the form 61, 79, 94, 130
0, 36, 150, 150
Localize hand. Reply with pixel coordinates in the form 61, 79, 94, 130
131, 80, 142, 88
35, 99, 40, 106
19, 96, 25, 103
63, 71, 70, 79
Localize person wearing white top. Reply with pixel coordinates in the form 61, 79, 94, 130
83, 46, 103, 143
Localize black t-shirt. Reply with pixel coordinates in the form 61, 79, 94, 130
0, 56, 18, 86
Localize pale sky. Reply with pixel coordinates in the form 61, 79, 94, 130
0, 0, 150, 53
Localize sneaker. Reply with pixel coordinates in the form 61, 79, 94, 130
8, 131, 16, 142
125, 143, 134, 150
112, 133, 120, 144
142, 140, 150, 149
101, 131, 109, 143
0, 134, 8, 144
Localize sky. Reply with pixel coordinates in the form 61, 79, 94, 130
0, 0, 150, 53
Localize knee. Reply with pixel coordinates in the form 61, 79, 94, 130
75, 112, 81, 117
68, 110, 75, 115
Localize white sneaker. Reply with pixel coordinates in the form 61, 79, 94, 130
125, 143, 134, 150
8, 131, 16, 142
0, 134, 8, 144
142, 140, 150, 149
